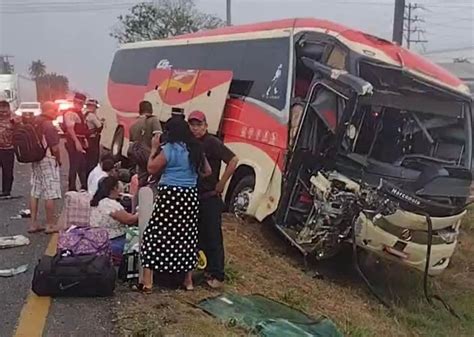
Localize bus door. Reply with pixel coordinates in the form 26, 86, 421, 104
144, 68, 233, 134
276, 57, 373, 230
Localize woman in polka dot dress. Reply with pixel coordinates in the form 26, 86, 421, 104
140, 117, 210, 292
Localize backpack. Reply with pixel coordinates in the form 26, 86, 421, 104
12, 119, 47, 163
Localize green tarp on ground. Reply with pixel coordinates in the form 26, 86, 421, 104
198, 293, 344, 337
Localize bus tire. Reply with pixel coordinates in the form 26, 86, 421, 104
228, 175, 255, 219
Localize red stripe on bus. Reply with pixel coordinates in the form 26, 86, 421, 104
167, 18, 463, 89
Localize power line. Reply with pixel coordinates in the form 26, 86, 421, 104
404, 3, 428, 49
423, 46, 474, 55
0, 3, 140, 14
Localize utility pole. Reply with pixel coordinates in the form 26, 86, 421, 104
404, 3, 428, 49
226, 0, 231, 26
406, 3, 412, 49
392, 0, 405, 45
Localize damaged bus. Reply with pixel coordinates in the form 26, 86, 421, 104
101, 18, 473, 276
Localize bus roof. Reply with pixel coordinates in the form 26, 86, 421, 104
124, 18, 470, 97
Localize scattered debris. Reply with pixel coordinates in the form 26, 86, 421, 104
19, 209, 31, 218
0, 235, 30, 249
0, 264, 28, 277
10, 209, 31, 219
0, 195, 22, 201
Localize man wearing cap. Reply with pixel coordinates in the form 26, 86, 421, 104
0, 99, 14, 198
64, 92, 89, 191
29, 101, 62, 233
188, 110, 238, 288
84, 99, 103, 175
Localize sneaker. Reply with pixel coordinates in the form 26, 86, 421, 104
0, 193, 11, 199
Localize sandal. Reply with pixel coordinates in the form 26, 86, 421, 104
131, 283, 153, 294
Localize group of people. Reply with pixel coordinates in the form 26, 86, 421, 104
0, 93, 104, 234
0, 92, 239, 291
130, 102, 238, 291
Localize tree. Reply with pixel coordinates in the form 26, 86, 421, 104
35, 73, 69, 102
111, 0, 224, 43
29, 60, 47, 79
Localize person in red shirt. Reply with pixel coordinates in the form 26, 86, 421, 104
0, 99, 14, 198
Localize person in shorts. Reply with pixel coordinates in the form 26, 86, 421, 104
29, 101, 62, 234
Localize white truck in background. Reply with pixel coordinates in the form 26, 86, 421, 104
0, 74, 37, 111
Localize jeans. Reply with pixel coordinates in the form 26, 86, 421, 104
198, 195, 225, 281
0, 149, 14, 194
65, 139, 87, 191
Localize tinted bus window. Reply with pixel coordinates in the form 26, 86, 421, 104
109, 37, 290, 111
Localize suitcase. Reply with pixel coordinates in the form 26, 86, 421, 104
32, 254, 116, 297
58, 227, 111, 257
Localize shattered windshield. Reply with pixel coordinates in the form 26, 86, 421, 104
345, 104, 469, 167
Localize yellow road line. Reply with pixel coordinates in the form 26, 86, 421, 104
14, 233, 58, 337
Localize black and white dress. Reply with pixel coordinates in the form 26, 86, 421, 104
141, 185, 199, 272
141, 142, 199, 273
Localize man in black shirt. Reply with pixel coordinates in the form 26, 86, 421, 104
188, 110, 238, 288
64, 92, 88, 191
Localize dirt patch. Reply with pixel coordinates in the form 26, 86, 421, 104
114, 214, 474, 337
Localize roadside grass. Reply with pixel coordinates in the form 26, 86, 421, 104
114, 212, 474, 337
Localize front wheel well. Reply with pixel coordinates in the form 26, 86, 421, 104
225, 165, 255, 209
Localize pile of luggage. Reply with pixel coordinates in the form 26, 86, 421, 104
31, 191, 138, 297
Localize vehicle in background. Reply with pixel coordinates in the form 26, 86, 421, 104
100, 18, 472, 277
15, 102, 42, 118
0, 74, 37, 111
52, 99, 74, 135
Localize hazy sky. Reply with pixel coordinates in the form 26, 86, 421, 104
1, 0, 473, 98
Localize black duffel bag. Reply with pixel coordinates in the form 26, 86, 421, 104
32, 253, 116, 297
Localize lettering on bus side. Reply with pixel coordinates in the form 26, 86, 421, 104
240, 125, 278, 145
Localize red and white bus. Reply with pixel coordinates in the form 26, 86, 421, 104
100, 18, 472, 275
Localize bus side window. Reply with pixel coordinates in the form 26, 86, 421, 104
229, 79, 254, 98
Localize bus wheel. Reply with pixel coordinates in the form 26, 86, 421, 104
229, 176, 255, 219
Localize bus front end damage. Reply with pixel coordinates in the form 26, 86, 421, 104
296, 170, 466, 275
278, 59, 472, 276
